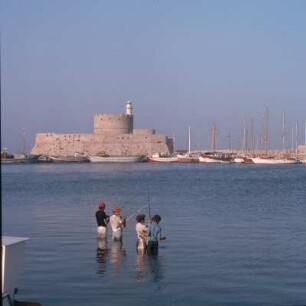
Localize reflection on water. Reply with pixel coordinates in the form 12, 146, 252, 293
110, 240, 126, 277
135, 252, 147, 282
148, 255, 164, 283
96, 237, 109, 276
135, 252, 164, 284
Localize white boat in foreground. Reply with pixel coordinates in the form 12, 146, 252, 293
251, 157, 300, 164
89, 155, 145, 163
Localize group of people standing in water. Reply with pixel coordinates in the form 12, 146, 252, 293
95, 201, 166, 255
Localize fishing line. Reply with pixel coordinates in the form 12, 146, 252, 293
125, 203, 150, 221
147, 188, 151, 220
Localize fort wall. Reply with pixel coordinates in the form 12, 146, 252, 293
31, 132, 171, 156
31, 102, 173, 157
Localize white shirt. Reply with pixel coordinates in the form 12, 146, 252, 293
110, 215, 122, 232
135, 222, 148, 238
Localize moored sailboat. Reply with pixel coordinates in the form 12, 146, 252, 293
177, 126, 199, 163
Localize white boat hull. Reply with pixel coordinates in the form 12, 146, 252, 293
233, 157, 245, 163
89, 155, 144, 163
199, 156, 222, 163
252, 157, 300, 164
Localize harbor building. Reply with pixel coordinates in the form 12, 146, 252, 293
31, 101, 174, 157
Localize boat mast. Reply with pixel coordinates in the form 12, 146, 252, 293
226, 131, 231, 153
210, 122, 217, 151
21, 128, 26, 154
249, 116, 254, 155
243, 116, 248, 155
295, 121, 298, 158
291, 126, 294, 152
188, 126, 191, 154
282, 110, 286, 151
261, 107, 269, 156
305, 121, 306, 158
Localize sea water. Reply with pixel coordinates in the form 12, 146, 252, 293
2, 163, 306, 306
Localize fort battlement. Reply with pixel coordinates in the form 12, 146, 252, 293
94, 113, 133, 135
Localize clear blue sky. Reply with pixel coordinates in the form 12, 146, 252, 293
1, 0, 305, 153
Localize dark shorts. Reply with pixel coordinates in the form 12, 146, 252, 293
147, 240, 159, 255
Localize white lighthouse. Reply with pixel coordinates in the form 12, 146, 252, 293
125, 101, 133, 133
125, 101, 133, 116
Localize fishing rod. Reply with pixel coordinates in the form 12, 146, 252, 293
147, 189, 151, 220
107, 195, 136, 210
125, 203, 150, 221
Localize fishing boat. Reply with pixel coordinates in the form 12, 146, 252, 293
48, 155, 89, 163
1, 153, 40, 164
148, 153, 178, 163
251, 157, 300, 164
88, 155, 145, 163
1, 130, 41, 164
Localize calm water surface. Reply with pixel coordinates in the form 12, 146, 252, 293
2, 163, 306, 306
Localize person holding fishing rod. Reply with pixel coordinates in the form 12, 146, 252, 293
96, 202, 110, 239
147, 215, 166, 255
135, 214, 148, 253
109, 207, 126, 241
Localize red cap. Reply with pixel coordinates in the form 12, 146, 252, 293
113, 207, 121, 214
98, 202, 105, 209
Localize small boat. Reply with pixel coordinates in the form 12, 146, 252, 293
148, 153, 178, 163
199, 156, 223, 163
251, 157, 300, 164
48, 155, 89, 163
37, 155, 53, 163
233, 157, 245, 163
88, 155, 145, 163
1, 153, 40, 164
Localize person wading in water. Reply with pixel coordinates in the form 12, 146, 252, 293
135, 214, 148, 253
109, 207, 126, 241
147, 214, 166, 255
96, 202, 110, 239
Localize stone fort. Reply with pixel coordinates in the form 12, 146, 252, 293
31, 101, 174, 157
